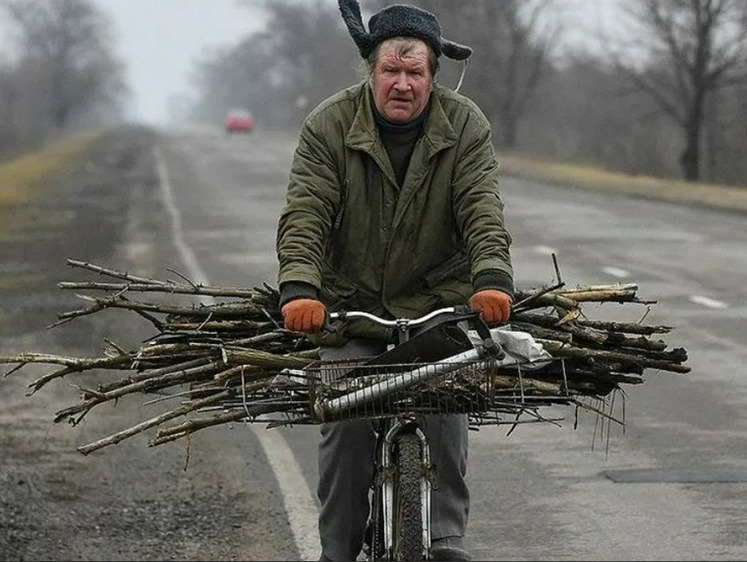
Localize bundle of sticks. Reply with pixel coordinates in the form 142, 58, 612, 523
1, 259, 690, 455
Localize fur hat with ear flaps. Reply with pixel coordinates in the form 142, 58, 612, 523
338, 0, 473, 61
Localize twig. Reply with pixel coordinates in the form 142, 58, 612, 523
77, 388, 235, 455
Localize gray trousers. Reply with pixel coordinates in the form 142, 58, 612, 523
317, 339, 470, 561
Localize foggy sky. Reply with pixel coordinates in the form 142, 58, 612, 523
91, 0, 265, 124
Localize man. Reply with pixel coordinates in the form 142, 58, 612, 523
276, 1, 513, 560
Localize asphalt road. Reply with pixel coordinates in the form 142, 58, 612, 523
2, 125, 746, 561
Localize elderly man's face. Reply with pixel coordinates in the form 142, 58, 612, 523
371, 38, 433, 124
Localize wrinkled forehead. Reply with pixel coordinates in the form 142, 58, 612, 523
375, 37, 433, 64
372, 37, 436, 79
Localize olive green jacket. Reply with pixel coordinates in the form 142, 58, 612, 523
276, 81, 512, 341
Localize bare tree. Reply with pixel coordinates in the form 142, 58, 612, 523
192, 0, 358, 129
258, 0, 360, 121
0, 61, 19, 155
614, 0, 747, 181
468, 0, 559, 148
0, 0, 126, 130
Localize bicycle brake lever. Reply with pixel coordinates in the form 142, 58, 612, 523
321, 316, 336, 333
472, 313, 506, 360
321, 311, 340, 334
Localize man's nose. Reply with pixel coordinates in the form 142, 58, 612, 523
393, 72, 411, 90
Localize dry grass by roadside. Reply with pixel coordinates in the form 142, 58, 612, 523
0, 134, 97, 205
0, 133, 99, 241
0, 133, 102, 331
501, 152, 747, 214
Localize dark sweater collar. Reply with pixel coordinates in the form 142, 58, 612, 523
373, 102, 429, 134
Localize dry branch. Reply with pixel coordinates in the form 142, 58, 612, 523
0, 260, 690, 454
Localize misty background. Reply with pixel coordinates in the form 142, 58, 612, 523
1, 0, 746, 185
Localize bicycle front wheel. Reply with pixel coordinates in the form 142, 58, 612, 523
393, 432, 425, 561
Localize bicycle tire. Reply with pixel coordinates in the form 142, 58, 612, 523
393, 432, 425, 561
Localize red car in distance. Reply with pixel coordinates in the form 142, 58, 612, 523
225, 109, 255, 133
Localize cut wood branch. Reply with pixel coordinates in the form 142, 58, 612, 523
0, 260, 690, 454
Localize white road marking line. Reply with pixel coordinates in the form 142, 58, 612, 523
532, 245, 557, 255
689, 295, 728, 309
602, 266, 630, 278
155, 146, 210, 288
154, 146, 319, 560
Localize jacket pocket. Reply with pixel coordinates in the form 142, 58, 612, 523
320, 261, 359, 310
330, 179, 348, 235
421, 252, 470, 289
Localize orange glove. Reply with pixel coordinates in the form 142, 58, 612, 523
281, 298, 327, 333
469, 289, 512, 324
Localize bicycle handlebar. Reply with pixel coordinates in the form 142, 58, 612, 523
328, 305, 472, 330
327, 304, 504, 359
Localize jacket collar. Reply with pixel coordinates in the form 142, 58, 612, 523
345, 82, 458, 158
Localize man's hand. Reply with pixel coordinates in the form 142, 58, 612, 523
281, 298, 327, 333
469, 289, 512, 324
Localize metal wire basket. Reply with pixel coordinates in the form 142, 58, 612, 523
209, 354, 587, 428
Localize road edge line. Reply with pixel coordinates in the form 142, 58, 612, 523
154, 145, 319, 561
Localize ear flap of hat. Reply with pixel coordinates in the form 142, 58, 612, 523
442, 39, 473, 61
338, 0, 375, 58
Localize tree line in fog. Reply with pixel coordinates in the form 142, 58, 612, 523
1, 0, 746, 186
191, 0, 747, 185
0, 0, 127, 158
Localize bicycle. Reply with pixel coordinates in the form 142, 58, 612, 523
227, 303, 559, 560
284, 305, 551, 561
